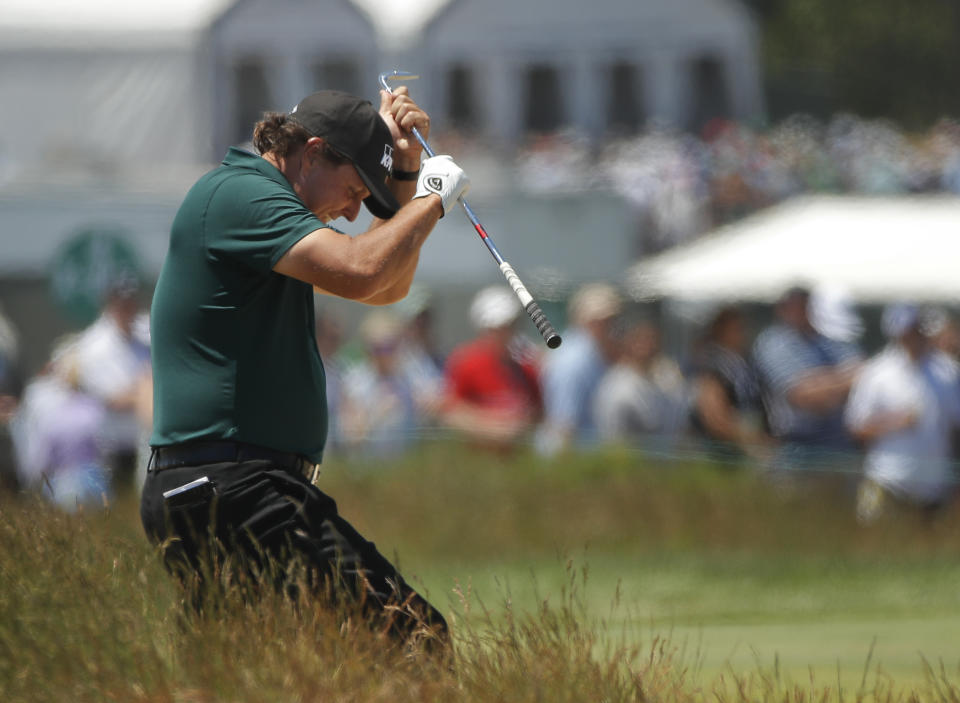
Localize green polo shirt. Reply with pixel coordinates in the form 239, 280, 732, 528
150, 147, 328, 462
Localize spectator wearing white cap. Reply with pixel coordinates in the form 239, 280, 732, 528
440, 286, 542, 450
536, 282, 622, 456
752, 284, 864, 474
844, 304, 960, 522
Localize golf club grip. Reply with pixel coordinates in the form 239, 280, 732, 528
525, 300, 562, 349
499, 261, 561, 349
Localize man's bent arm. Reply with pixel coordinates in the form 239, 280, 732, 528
275, 195, 441, 302
315, 252, 420, 306
786, 363, 861, 414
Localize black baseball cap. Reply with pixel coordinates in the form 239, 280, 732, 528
289, 90, 399, 219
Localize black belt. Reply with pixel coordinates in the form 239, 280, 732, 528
150, 440, 316, 480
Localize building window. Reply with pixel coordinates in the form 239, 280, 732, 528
314, 59, 361, 95
689, 56, 731, 131
607, 61, 644, 134
524, 64, 564, 133
446, 64, 477, 130
232, 58, 272, 146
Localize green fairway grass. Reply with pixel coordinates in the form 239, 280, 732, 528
1, 441, 958, 701
669, 615, 960, 691
407, 554, 960, 692
324, 444, 960, 694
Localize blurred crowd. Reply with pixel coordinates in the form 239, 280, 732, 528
2, 275, 959, 525
514, 115, 960, 253
318, 281, 960, 525
3, 112, 960, 522
0, 277, 152, 512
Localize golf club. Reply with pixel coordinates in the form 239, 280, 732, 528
379, 70, 562, 349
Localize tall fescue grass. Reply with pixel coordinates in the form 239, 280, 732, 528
1, 442, 958, 701
326, 442, 960, 562
0, 496, 671, 702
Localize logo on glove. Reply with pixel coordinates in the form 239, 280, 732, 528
426, 176, 444, 193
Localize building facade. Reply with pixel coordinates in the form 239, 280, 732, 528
415, 0, 763, 141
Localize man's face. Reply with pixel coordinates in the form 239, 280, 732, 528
108, 295, 139, 336
902, 326, 930, 358
588, 315, 621, 361
718, 314, 747, 352
626, 324, 659, 362
296, 139, 371, 223
779, 292, 811, 331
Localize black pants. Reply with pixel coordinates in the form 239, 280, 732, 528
140, 459, 447, 647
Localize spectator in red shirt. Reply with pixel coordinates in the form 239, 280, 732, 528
442, 286, 542, 450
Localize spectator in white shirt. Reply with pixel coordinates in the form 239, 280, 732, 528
73, 274, 151, 492
845, 304, 960, 523
593, 319, 687, 447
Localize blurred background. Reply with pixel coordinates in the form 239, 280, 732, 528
2, 0, 960, 501
1, 0, 958, 363
4, 2, 960, 693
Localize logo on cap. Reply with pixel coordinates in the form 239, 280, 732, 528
380, 144, 394, 171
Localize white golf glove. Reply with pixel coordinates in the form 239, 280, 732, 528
413, 155, 470, 217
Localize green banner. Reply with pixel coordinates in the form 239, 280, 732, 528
49, 227, 142, 326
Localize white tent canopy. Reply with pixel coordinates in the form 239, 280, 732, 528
627, 195, 960, 304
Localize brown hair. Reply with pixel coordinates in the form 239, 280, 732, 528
252, 112, 352, 166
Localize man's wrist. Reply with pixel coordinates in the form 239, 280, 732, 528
391, 167, 420, 181
428, 193, 444, 216
414, 192, 444, 217
411, 154, 469, 216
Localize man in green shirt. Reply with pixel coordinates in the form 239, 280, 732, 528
141, 88, 469, 650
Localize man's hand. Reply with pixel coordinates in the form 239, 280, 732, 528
413, 155, 470, 216
379, 86, 429, 171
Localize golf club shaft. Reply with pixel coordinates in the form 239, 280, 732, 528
379, 72, 562, 349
